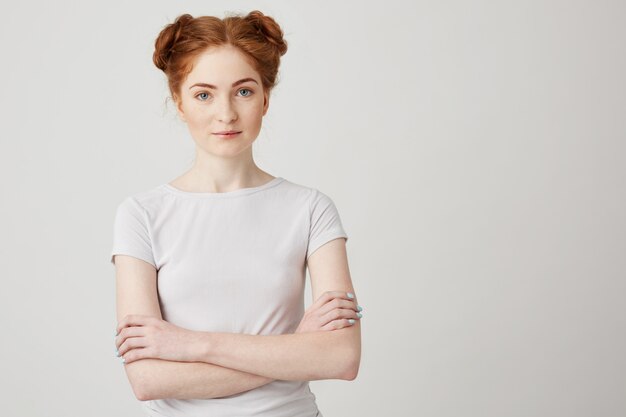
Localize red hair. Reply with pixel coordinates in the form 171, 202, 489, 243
153, 10, 288, 106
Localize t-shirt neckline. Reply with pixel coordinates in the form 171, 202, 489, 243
161, 176, 285, 198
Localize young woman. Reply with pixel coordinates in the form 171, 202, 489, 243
111, 10, 362, 417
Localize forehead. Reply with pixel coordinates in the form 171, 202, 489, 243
185, 45, 260, 85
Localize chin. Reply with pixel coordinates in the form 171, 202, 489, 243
203, 145, 253, 158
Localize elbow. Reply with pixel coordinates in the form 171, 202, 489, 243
134, 386, 151, 402
134, 380, 153, 402
341, 360, 360, 381
124, 361, 155, 401
131, 377, 153, 402
340, 350, 361, 381
333, 327, 361, 381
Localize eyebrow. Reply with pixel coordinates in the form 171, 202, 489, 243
189, 78, 259, 90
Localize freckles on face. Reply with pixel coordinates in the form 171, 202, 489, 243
174, 46, 270, 151
183, 86, 265, 134
183, 49, 264, 110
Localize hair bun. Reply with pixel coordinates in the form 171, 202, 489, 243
153, 13, 195, 72
246, 10, 288, 56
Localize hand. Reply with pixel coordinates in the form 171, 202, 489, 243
115, 314, 202, 365
295, 291, 363, 333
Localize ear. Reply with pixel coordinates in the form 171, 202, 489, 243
262, 90, 270, 116
173, 95, 186, 123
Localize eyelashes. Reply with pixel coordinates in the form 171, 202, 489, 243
195, 88, 254, 102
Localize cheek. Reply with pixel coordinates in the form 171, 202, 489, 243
188, 110, 213, 131
239, 106, 263, 123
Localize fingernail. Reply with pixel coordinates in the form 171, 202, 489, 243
357, 305, 363, 312
348, 319, 355, 324
121, 357, 126, 364
347, 292, 354, 299
356, 313, 362, 318
115, 349, 120, 357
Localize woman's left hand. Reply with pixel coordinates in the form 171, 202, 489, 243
115, 314, 203, 365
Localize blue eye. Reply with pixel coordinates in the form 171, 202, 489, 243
196, 92, 211, 101
195, 88, 253, 102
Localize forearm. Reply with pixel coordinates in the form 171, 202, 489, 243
127, 358, 275, 401
198, 325, 359, 381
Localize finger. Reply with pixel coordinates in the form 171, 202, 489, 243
320, 318, 357, 331
121, 346, 149, 365
311, 291, 357, 311
116, 314, 152, 336
319, 308, 361, 327
115, 326, 145, 350
316, 298, 359, 318
118, 334, 148, 357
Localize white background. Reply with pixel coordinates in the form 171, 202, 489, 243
0, 1, 624, 416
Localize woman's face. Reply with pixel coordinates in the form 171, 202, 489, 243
175, 45, 269, 159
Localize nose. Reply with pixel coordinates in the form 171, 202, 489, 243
215, 96, 238, 124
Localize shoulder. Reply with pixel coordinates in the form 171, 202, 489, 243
277, 178, 336, 207
281, 179, 347, 238
114, 184, 169, 216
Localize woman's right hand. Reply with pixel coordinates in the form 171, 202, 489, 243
295, 291, 362, 333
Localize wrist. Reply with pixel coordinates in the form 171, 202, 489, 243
191, 330, 215, 363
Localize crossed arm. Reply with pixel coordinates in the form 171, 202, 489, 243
124, 358, 275, 401
114, 238, 360, 401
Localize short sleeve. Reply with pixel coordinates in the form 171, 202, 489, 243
110, 196, 157, 268
306, 189, 349, 260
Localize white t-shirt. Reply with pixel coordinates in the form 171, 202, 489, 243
110, 176, 348, 417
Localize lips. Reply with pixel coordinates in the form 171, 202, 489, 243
213, 130, 241, 139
